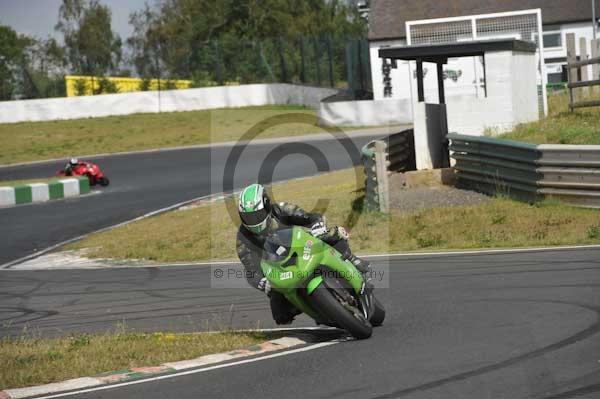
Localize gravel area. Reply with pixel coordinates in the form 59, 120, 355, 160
389, 186, 491, 213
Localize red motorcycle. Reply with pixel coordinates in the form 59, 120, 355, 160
57, 160, 110, 186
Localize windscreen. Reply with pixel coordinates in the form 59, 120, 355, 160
262, 228, 294, 262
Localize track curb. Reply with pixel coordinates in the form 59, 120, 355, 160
0, 336, 307, 399
0, 177, 90, 208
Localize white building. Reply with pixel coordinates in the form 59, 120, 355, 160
368, 0, 599, 101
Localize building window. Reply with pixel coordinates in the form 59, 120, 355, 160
543, 32, 562, 49
547, 72, 565, 84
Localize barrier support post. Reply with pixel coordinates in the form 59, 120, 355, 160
374, 141, 390, 213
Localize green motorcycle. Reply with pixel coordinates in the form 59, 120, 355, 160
261, 226, 385, 339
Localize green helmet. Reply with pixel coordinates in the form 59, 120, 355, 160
238, 184, 272, 234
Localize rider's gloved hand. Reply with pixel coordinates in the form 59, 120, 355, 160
310, 221, 328, 238
257, 277, 271, 295
334, 226, 349, 241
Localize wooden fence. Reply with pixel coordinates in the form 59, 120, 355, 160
566, 33, 600, 111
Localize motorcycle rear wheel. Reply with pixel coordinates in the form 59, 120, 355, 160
309, 286, 372, 339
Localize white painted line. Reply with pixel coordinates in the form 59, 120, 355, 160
164, 353, 233, 371
361, 244, 600, 259
5, 377, 103, 399
8, 242, 600, 272
163, 336, 308, 370
29, 183, 50, 202
80, 244, 600, 270
26, 341, 340, 399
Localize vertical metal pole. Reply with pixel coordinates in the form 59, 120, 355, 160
416, 59, 425, 102
214, 40, 223, 85
537, 9, 549, 117
155, 56, 162, 113
406, 21, 415, 119
357, 40, 365, 93
300, 36, 306, 84
471, 17, 480, 98
437, 62, 445, 104
314, 39, 322, 86
326, 36, 334, 87
482, 55, 488, 97
345, 41, 354, 96
593, 0, 597, 39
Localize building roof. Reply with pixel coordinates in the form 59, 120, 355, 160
369, 0, 599, 41
379, 39, 537, 63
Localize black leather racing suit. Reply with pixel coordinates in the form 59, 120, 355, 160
236, 202, 351, 324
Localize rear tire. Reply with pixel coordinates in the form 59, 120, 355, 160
309, 286, 372, 339
99, 177, 109, 186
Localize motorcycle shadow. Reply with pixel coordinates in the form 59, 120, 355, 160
275, 327, 349, 343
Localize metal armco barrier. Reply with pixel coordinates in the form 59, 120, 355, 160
448, 133, 600, 208
362, 129, 416, 212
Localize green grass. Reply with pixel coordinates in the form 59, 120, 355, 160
66, 168, 600, 263
502, 92, 600, 145
0, 105, 366, 165
0, 329, 276, 390
0, 177, 61, 187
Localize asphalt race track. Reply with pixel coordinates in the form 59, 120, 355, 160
0, 132, 381, 266
1, 248, 600, 398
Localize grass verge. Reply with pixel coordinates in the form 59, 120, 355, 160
0, 177, 61, 187
501, 92, 600, 145
0, 329, 276, 390
0, 105, 371, 165
65, 168, 600, 262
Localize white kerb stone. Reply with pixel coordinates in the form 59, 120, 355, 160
59, 178, 80, 197
0, 186, 16, 207
29, 183, 50, 202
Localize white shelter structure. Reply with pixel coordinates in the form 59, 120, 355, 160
379, 40, 539, 170
369, 0, 599, 95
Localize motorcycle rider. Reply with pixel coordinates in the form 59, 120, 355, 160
236, 183, 371, 325
63, 158, 82, 175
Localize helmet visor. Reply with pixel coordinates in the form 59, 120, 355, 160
240, 207, 270, 227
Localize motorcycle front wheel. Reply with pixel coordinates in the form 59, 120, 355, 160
369, 295, 386, 327
309, 286, 372, 339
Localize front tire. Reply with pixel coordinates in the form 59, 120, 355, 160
369, 296, 386, 327
309, 286, 372, 339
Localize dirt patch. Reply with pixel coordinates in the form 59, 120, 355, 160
389, 185, 491, 213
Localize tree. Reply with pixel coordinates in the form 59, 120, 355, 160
22, 38, 68, 99
127, 4, 166, 82
128, 0, 230, 80
126, 0, 366, 86
0, 25, 32, 100
55, 0, 122, 80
